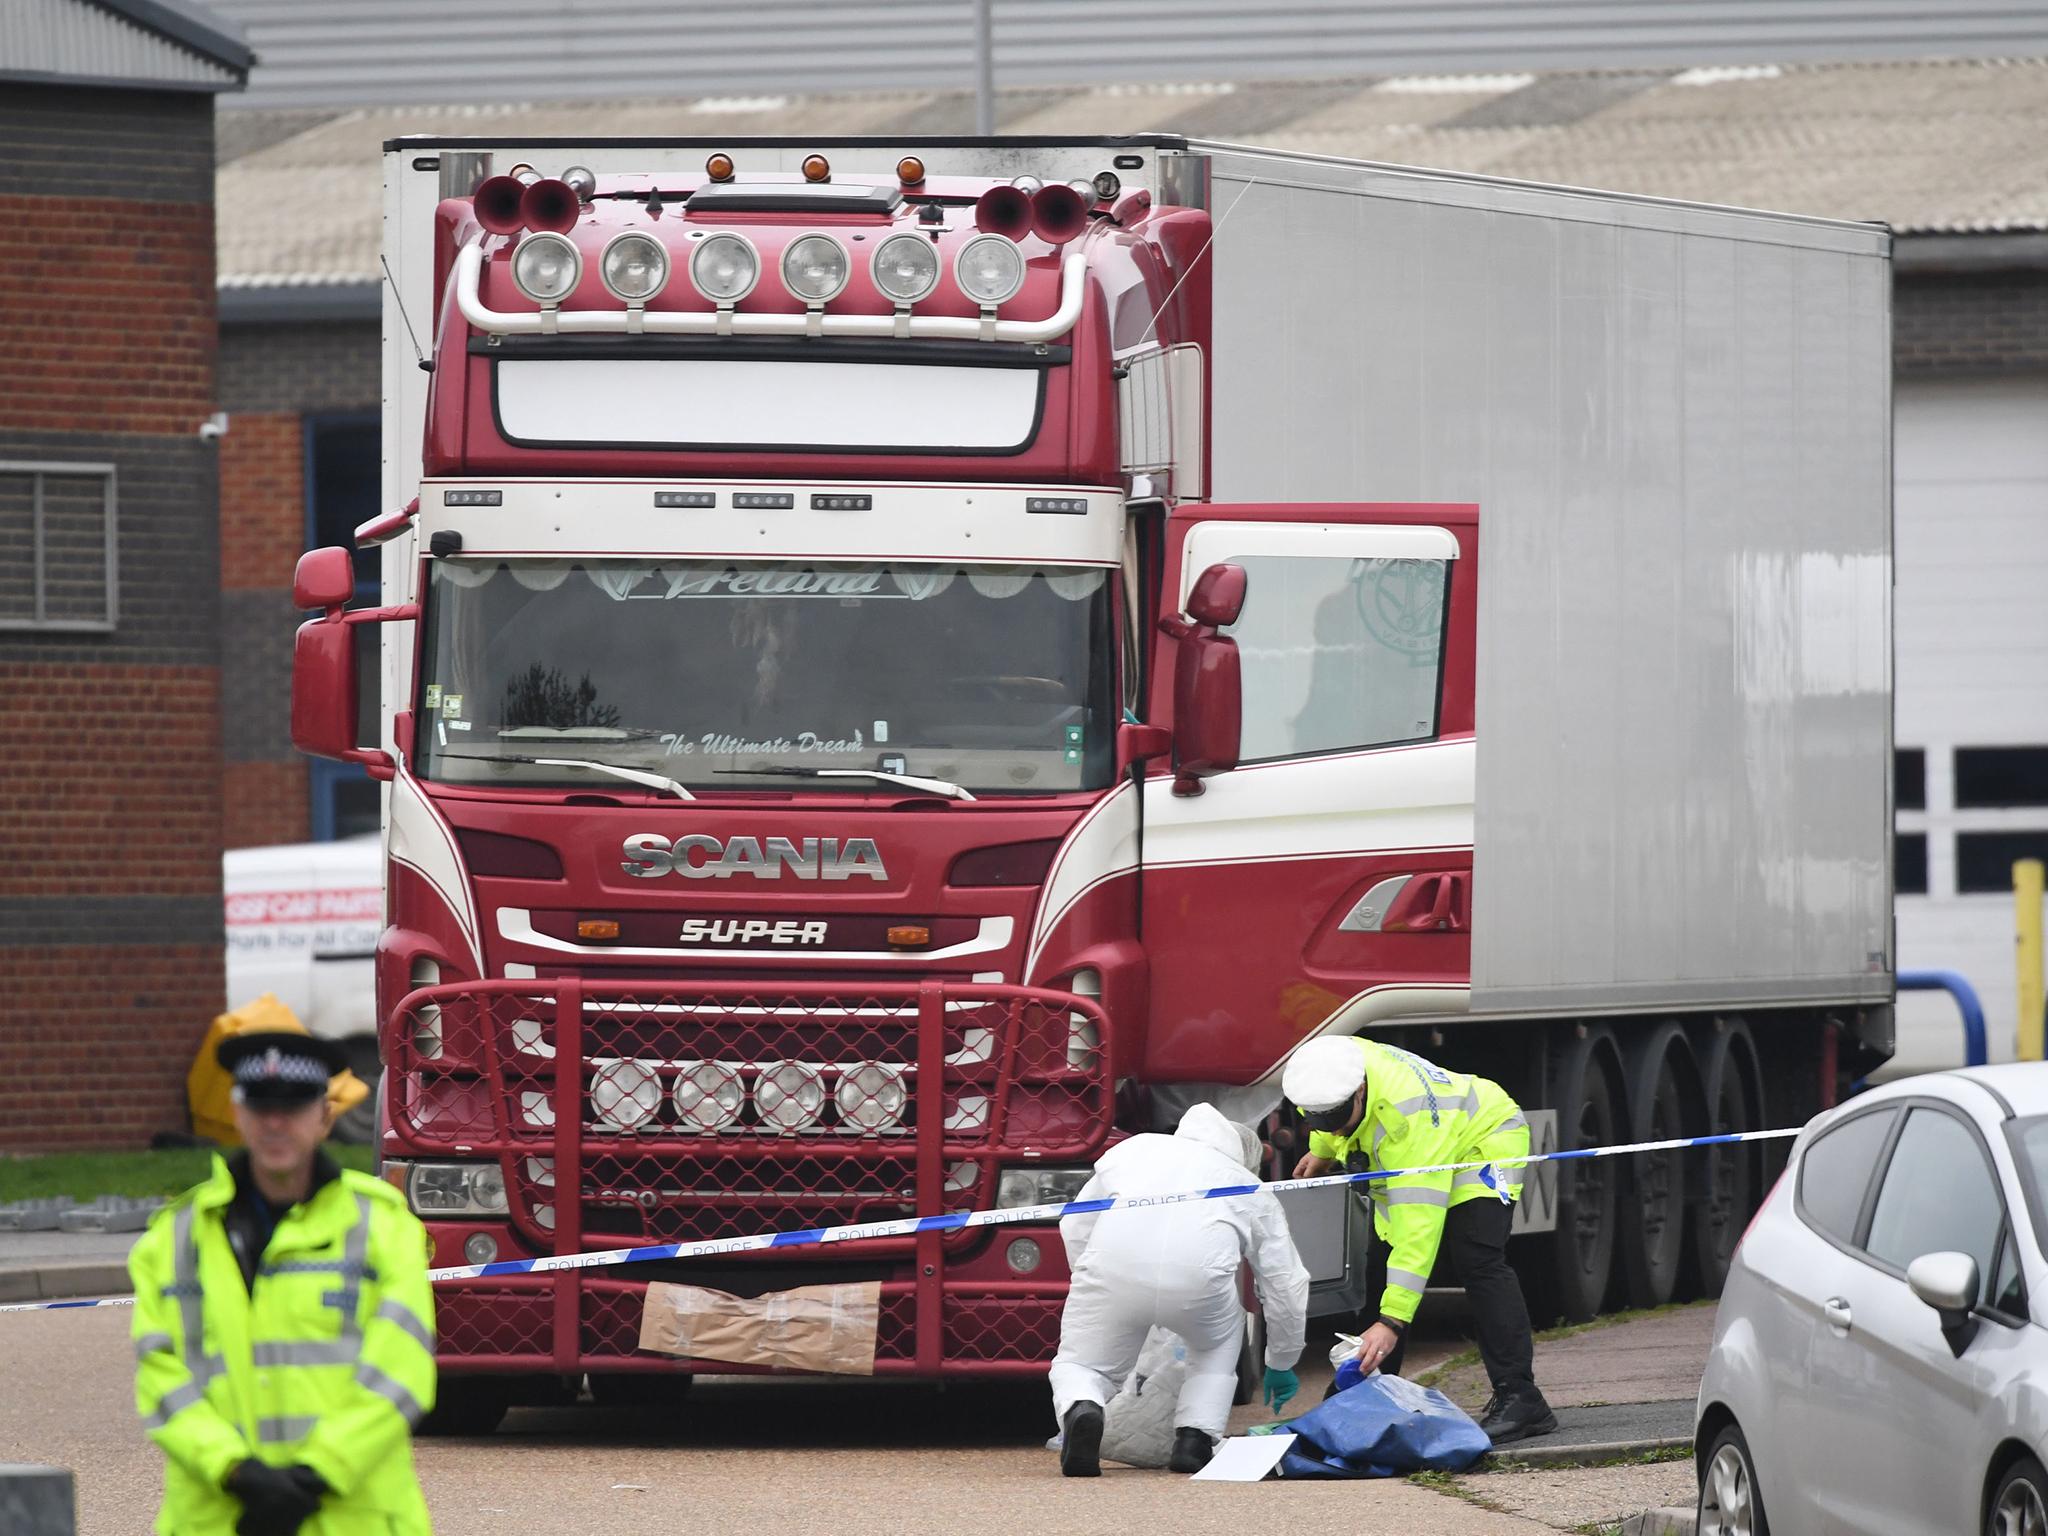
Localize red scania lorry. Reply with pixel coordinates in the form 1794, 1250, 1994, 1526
290, 135, 1893, 1428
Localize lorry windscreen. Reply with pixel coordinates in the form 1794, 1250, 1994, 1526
414, 558, 1116, 794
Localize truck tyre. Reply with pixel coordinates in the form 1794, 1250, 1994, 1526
1683, 1020, 1758, 1299
1520, 1030, 1619, 1325
1232, 1309, 1265, 1407
1619, 1023, 1697, 1309
330, 1036, 382, 1145
416, 1376, 511, 1436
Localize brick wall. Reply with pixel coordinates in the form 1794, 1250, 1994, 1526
220, 411, 305, 590
219, 322, 380, 415
0, 86, 224, 1152
1895, 270, 2048, 377
223, 760, 312, 850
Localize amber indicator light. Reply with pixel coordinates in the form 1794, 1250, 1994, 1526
897, 156, 926, 186
577, 918, 622, 940
705, 153, 736, 182
886, 925, 932, 948
802, 154, 831, 183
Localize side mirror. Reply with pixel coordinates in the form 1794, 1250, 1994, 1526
291, 544, 399, 780
1186, 562, 1246, 626
1116, 722, 1173, 775
1160, 563, 1246, 796
293, 546, 356, 614
1907, 1250, 1981, 1356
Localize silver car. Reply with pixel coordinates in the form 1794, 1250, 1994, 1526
1695, 1063, 2048, 1536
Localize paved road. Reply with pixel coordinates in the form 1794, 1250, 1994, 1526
0, 1307, 1555, 1535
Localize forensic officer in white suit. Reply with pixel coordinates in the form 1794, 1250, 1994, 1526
1048, 1102, 1311, 1476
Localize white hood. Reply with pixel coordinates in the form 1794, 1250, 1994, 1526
1176, 1102, 1257, 1172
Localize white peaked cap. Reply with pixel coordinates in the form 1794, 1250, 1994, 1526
1281, 1036, 1367, 1113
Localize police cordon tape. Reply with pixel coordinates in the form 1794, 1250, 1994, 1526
0, 1124, 1802, 1315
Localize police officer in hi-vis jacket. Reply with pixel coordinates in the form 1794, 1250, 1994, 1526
1282, 1034, 1557, 1444
130, 1030, 437, 1534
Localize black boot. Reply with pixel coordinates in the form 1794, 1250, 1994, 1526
1060, 1402, 1104, 1477
1477, 1389, 1558, 1445
1169, 1427, 1214, 1473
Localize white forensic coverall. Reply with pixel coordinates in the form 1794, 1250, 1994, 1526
1049, 1103, 1311, 1439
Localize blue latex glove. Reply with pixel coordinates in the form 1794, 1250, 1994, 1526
1262, 1366, 1300, 1412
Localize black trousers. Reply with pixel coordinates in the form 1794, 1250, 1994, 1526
1368, 1195, 1538, 1399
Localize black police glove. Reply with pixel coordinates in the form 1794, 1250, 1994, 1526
224, 1459, 322, 1536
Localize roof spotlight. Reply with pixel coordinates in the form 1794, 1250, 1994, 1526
510, 230, 582, 305
600, 230, 669, 302
690, 231, 760, 304
871, 232, 941, 305
954, 233, 1025, 306
781, 233, 850, 304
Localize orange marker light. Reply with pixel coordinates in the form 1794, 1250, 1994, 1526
897, 156, 926, 186
886, 925, 932, 949
705, 153, 736, 182
578, 918, 622, 940
802, 154, 831, 183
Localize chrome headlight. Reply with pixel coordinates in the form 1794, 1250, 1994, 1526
996, 1166, 1093, 1210
673, 1059, 746, 1133
591, 1058, 663, 1131
600, 230, 670, 302
871, 233, 940, 305
511, 231, 582, 305
954, 234, 1025, 305
405, 1161, 509, 1216
754, 1060, 825, 1133
781, 233, 850, 303
690, 231, 760, 303
834, 1062, 908, 1133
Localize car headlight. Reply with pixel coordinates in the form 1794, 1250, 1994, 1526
600, 230, 669, 302
511, 231, 582, 305
871, 233, 940, 304
691, 231, 759, 303
406, 1161, 509, 1216
996, 1166, 1093, 1210
781, 233, 850, 303
954, 234, 1025, 305
674, 1059, 745, 1133
754, 1060, 825, 1132
834, 1062, 908, 1133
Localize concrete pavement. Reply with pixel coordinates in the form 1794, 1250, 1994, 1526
0, 1231, 137, 1305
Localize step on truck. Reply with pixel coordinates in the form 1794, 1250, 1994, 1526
289, 135, 1894, 1430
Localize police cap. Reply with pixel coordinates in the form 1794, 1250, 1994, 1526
217, 1030, 348, 1106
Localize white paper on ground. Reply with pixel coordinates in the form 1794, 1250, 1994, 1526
1189, 1434, 1296, 1482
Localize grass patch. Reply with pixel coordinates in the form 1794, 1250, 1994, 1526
1407, 1468, 1508, 1512
0, 1145, 375, 1202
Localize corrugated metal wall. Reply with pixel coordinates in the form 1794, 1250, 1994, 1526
206, 0, 2048, 110
2, 0, 240, 89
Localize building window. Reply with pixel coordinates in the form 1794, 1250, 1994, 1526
1896, 832, 1928, 896
0, 461, 117, 631
1957, 832, 2048, 895
1896, 748, 1926, 811
1955, 747, 2048, 809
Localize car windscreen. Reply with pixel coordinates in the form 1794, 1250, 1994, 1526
413, 558, 1116, 794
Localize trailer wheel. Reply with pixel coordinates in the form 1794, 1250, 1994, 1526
330, 1036, 382, 1145
1521, 1030, 1619, 1325
1619, 1023, 1697, 1309
1683, 1021, 1758, 1298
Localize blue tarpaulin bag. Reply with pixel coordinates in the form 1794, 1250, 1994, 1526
1276, 1373, 1492, 1479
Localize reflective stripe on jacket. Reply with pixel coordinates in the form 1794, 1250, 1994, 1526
128, 1155, 437, 1535
1305, 1038, 1528, 1324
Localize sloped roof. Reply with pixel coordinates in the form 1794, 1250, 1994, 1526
216, 55, 2048, 301
2, 0, 250, 91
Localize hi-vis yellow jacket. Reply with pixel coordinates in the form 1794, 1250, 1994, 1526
128, 1156, 436, 1535
1306, 1038, 1529, 1325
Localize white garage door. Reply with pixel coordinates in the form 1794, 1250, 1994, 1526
1892, 376, 2048, 1072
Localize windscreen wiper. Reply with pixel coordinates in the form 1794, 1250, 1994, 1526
713, 765, 976, 801
439, 752, 695, 800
